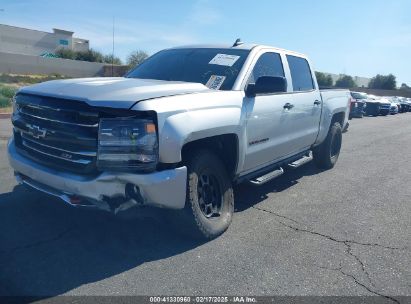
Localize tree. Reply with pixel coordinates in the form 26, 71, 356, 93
335, 75, 356, 88
315, 71, 333, 87
399, 83, 410, 91
103, 54, 123, 65
368, 74, 396, 90
127, 50, 149, 68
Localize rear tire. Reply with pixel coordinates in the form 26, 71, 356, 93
170, 150, 234, 240
313, 122, 342, 170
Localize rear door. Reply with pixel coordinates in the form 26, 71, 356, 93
282, 54, 322, 153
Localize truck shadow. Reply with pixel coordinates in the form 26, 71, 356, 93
234, 162, 324, 212
0, 163, 322, 298
0, 186, 203, 298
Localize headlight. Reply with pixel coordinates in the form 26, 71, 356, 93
97, 118, 158, 172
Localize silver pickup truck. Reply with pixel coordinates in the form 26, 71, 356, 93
8, 42, 350, 239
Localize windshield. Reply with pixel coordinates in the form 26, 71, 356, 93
126, 48, 250, 91
351, 92, 367, 99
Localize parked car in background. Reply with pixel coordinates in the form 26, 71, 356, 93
378, 98, 392, 115
349, 91, 366, 118
363, 101, 379, 116
398, 97, 410, 113
389, 97, 403, 113
389, 101, 399, 115
364, 95, 390, 116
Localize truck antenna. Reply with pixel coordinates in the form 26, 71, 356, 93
232, 38, 243, 47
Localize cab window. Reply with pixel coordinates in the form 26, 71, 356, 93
248, 52, 285, 84
286, 55, 314, 91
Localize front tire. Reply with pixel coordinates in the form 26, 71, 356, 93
313, 122, 342, 170
172, 150, 234, 239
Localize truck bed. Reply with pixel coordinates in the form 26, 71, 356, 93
315, 89, 350, 144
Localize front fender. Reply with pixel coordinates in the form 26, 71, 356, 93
158, 107, 242, 163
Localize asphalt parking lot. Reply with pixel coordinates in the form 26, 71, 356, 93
0, 115, 410, 301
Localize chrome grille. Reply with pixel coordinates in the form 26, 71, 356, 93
21, 135, 94, 164
13, 94, 100, 174
19, 103, 99, 127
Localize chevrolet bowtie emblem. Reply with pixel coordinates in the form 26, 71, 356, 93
27, 124, 47, 139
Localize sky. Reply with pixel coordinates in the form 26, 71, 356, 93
1, 0, 410, 85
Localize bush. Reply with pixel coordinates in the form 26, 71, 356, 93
0, 96, 11, 108
55, 48, 77, 60
75, 49, 104, 63
0, 86, 17, 98
0, 74, 15, 83
55, 48, 108, 63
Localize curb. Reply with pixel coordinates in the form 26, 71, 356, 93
0, 113, 11, 119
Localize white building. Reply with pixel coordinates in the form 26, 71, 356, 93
323, 72, 371, 88
0, 24, 89, 56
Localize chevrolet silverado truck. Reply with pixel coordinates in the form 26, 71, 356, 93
8, 42, 350, 239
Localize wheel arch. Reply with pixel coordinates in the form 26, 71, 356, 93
331, 111, 345, 127
181, 134, 239, 179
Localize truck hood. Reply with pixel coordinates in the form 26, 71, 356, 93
18, 77, 211, 109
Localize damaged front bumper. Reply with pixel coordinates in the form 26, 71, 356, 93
7, 138, 187, 213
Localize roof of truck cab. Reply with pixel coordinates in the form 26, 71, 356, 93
169, 44, 307, 58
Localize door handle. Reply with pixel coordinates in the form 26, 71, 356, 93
314, 100, 321, 105
283, 103, 294, 110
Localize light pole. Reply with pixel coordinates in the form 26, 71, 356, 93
112, 16, 115, 76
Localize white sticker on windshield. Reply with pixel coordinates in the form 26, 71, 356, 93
206, 75, 226, 90
209, 54, 240, 67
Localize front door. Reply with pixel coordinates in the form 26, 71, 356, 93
243, 52, 292, 172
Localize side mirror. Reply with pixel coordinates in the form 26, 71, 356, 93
245, 76, 287, 97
